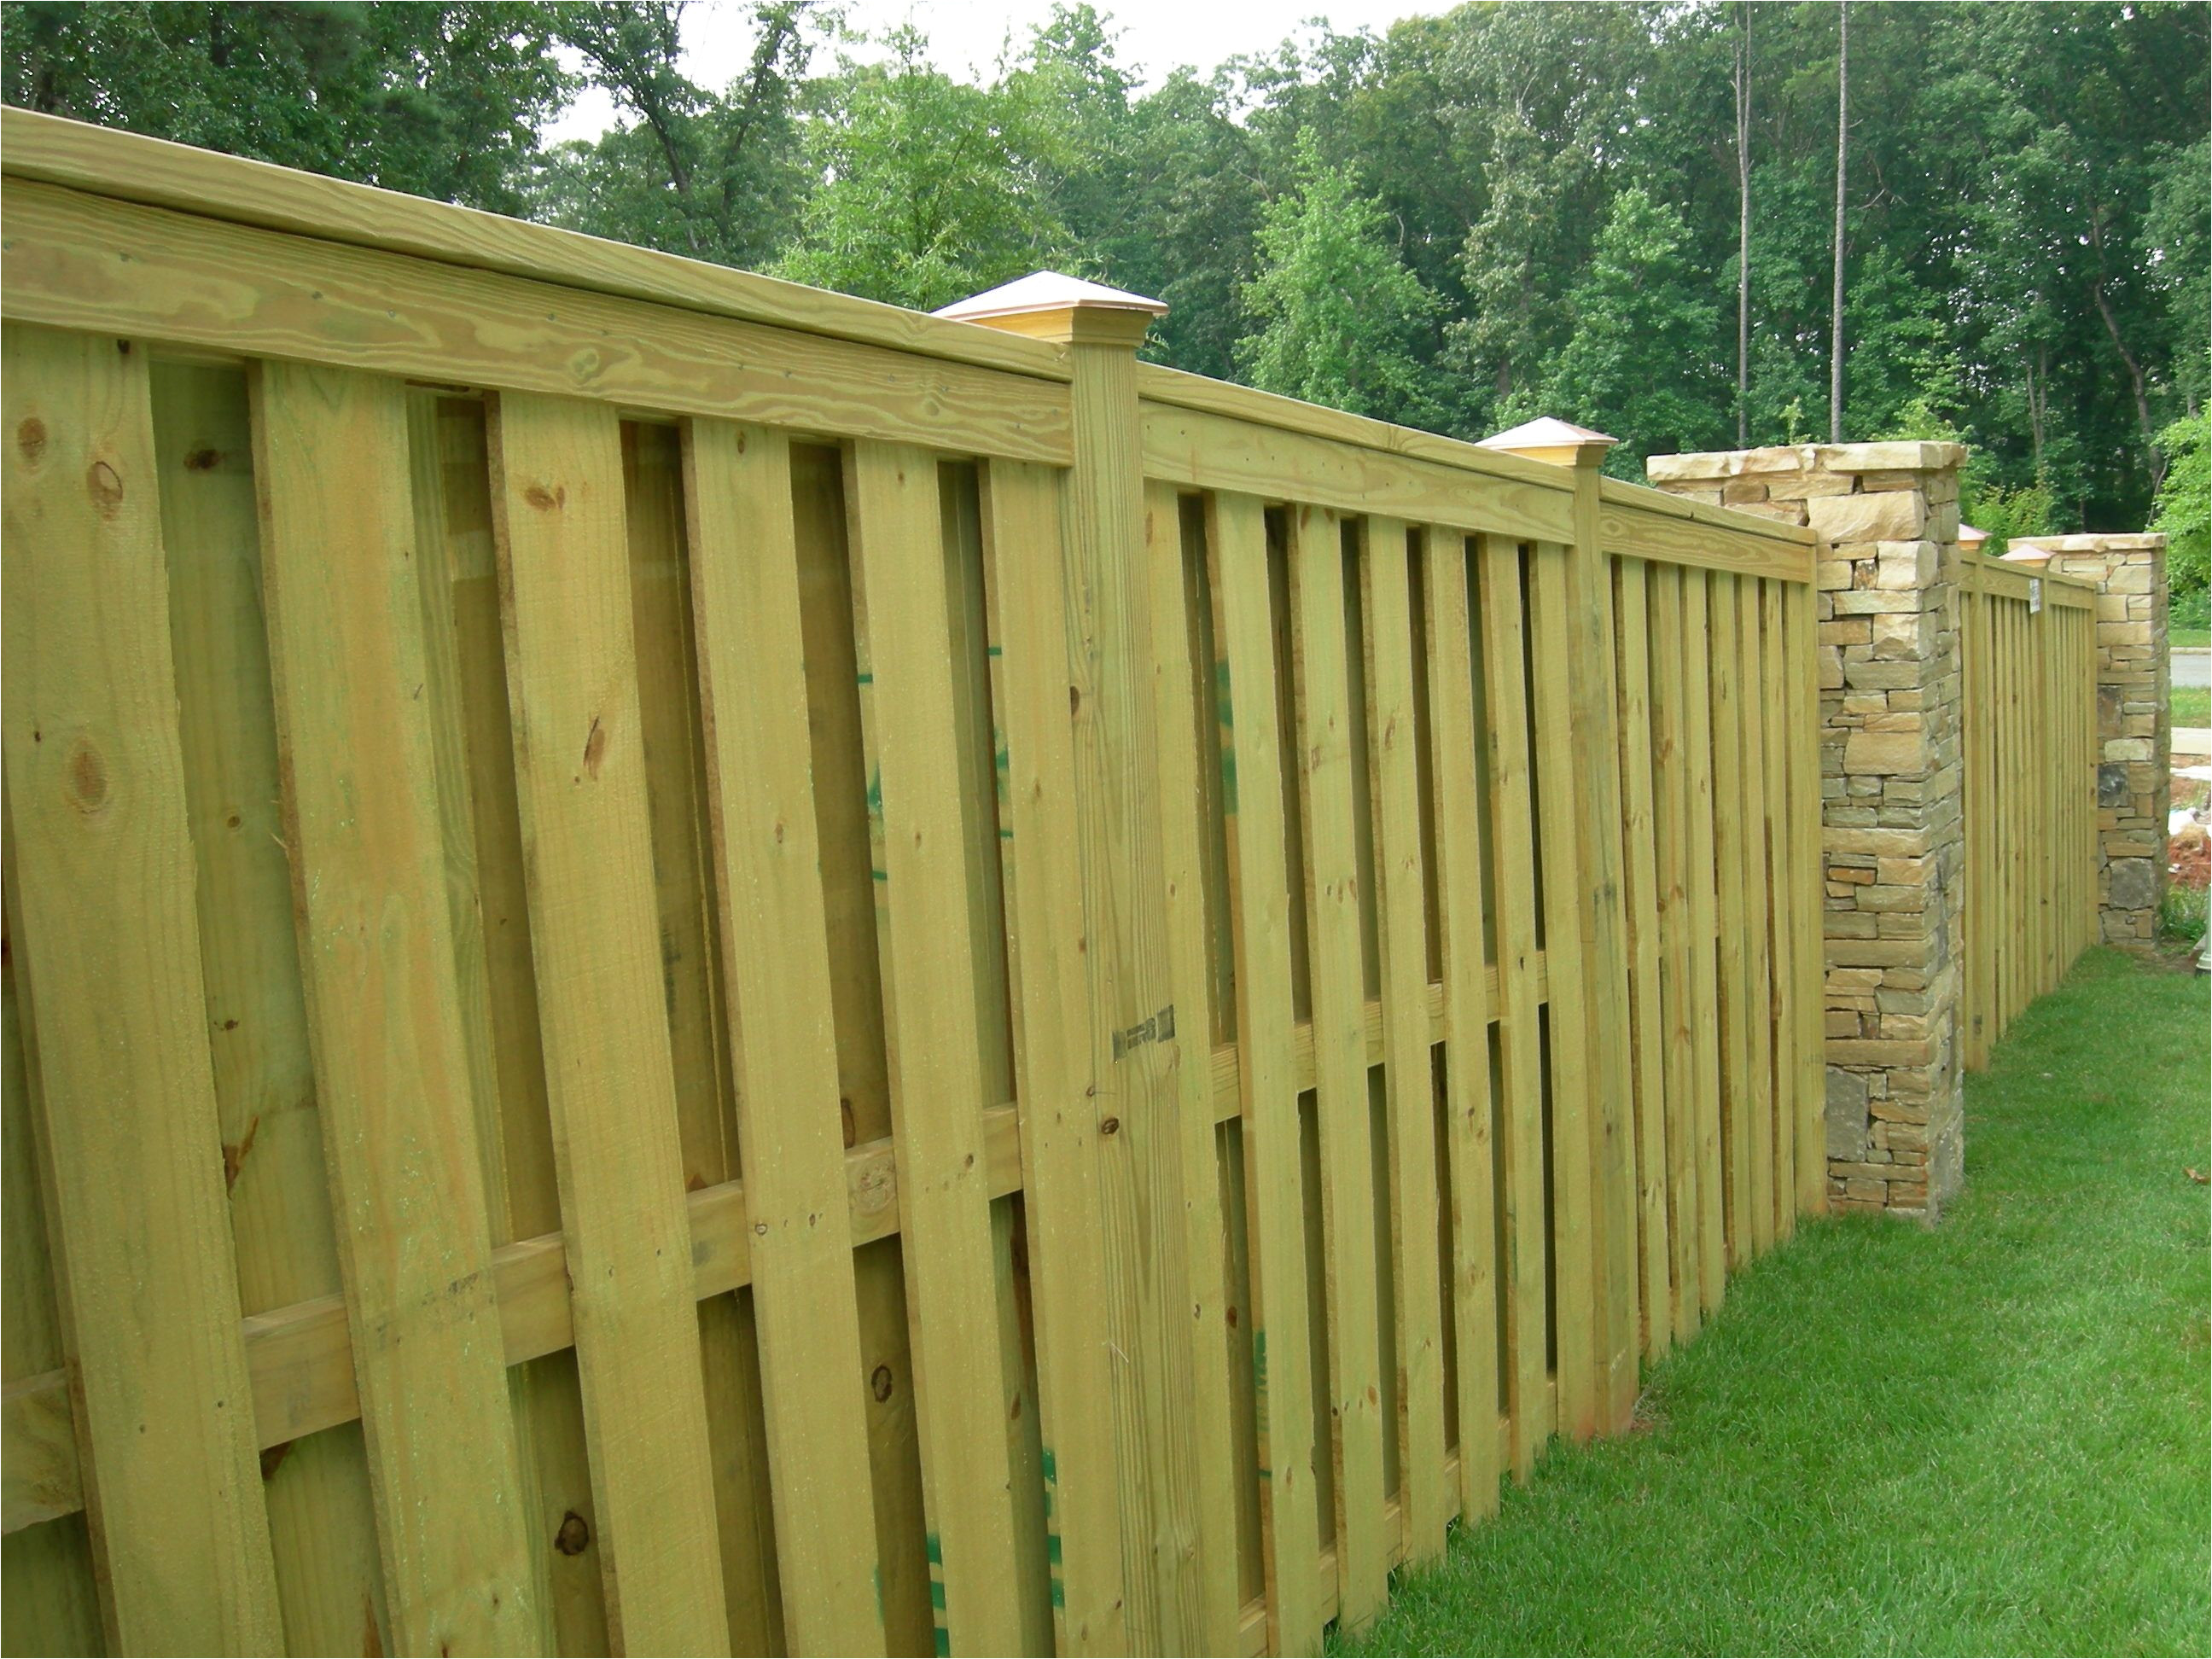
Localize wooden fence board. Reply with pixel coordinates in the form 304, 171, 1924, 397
1422, 532, 1501, 1524
1679, 577, 1727, 1313
1284, 504, 1388, 1633
486, 389, 731, 1654
843, 439, 1025, 1658
1736, 579, 1777, 1258
1525, 544, 1599, 1444
166, 358, 392, 1653
1474, 536, 1551, 1476
1144, 482, 1248, 1655
1706, 575, 1752, 1270
1611, 558, 1671, 1359
0, 323, 284, 1654
980, 456, 1135, 1656
682, 417, 888, 1656
250, 358, 538, 1653
1758, 579, 1798, 1239
1359, 517, 1448, 1564
1210, 491, 1323, 1656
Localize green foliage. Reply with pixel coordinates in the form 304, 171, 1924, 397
2154, 405, 2211, 614
1234, 131, 1441, 426
774, 26, 1074, 312
1964, 480, 2058, 560
1339, 948, 2212, 1656
0, 0, 569, 212
3, 0, 2203, 526
1544, 185, 1727, 474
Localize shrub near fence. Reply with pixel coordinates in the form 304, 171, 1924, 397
0, 110, 1821, 1659
1959, 556, 2099, 1068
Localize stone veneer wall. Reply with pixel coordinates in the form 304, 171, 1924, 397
2003, 534, 2170, 945
1644, 442, 1965, 1220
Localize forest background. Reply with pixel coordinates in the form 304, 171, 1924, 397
6, 0, 2205, 614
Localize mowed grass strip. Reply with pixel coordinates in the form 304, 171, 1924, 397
1337, 948, 2209, 1657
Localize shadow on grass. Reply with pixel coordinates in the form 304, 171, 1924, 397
1335, 949, 2210, 1657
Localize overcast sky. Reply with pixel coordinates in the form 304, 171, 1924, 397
543, 0, 1454, 144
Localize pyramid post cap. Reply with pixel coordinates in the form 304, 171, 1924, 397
1959, 523, 1991, 551
935, 271, 1166, 346
1480, 415, 1619, 469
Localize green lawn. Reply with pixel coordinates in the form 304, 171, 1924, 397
1337, 949, 2209, 1657
2174, 684, 2209, 728
2172, 626, 2209, 650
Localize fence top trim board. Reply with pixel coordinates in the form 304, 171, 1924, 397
1965, 553, 2098, 607
0, 107, 1073, 384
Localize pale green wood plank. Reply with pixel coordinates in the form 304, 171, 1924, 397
1706, 574, 1753, 1272
843, 439, 1024, 1658
979, 456, 1133, 1656
1143, 480, 1245, 1655
1422, 531, 1501, 1524
682, 417, 888, 1656
1209, 491, 1323, 1656
1359, 517, 1447, 1564
1735, 578, 1776, 1258
1679, 576, 1727, 1313
250, 358, 538, 1653
1524, 544, 1599, 1443
0, 323, 282, 1653
1284, 503, 1388, 1633
486, 389, 730, 1655
1610, 557, 1671, 1360
1473, 535, 1551, 1476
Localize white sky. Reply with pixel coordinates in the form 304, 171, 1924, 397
542, 0, 1455, 144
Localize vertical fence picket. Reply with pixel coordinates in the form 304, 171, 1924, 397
1475, 536, 1552, 1476
1, 323, 284, 1654
1360, 516, 1449, 1565
486, 391, 731, 1655
251, 359, 538, 1654
1423, 533, 1501, 1524
843, 439, 1024, 1659
1285, 504, 1388, 1633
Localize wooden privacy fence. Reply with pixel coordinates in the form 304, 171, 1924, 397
0, 111, 1822, 1658
1959, 555, 2098, 1069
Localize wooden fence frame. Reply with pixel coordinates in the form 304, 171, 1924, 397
3, 108, 1825, 1659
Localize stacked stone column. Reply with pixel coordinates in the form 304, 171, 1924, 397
1644, 443, 1966, 1220
2001, 533, 2170, 944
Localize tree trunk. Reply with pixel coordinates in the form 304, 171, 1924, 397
1829, 0, 1848, 444
1736, 1, 1751, 447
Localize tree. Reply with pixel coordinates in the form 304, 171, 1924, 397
1736, 0, 1752, 445
1234, 131, 1440, 425
533, 0, 824, 268
2153, 405, 2209, 626
1, 1, 569, 213
775, 26, 1073, 311
1830, 0, 1848, 441
1546, 186, 1728, 470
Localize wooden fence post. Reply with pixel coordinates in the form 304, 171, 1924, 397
939, 274, 1224, 1655
1480, 417, 1639, 1439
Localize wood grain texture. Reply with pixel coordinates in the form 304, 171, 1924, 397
0, 323, 283, 1653
1359, 519, 1448, 1565
1474, 535, 1551, 1476
1210, 492, 1324, 1656
682, 418, 888, 1656
843, 439, 1024, 1657
1706, 575, 1753, 1272
250, 359, 538, 1653
2, 179, 1072, 466
1143, 405, 1573, 546
1144, 481, 1248, 1656
981, 456, 1135, 1656
1284, 503, 1388, 1633
486, 390, 730, 1654
1422, 532, 1501, 1526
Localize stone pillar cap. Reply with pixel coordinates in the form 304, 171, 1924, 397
1481, 416, 1619, 468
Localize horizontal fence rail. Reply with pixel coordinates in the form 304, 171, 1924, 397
1959, 556, 2099, 1069
3, 109, 1822, 1658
